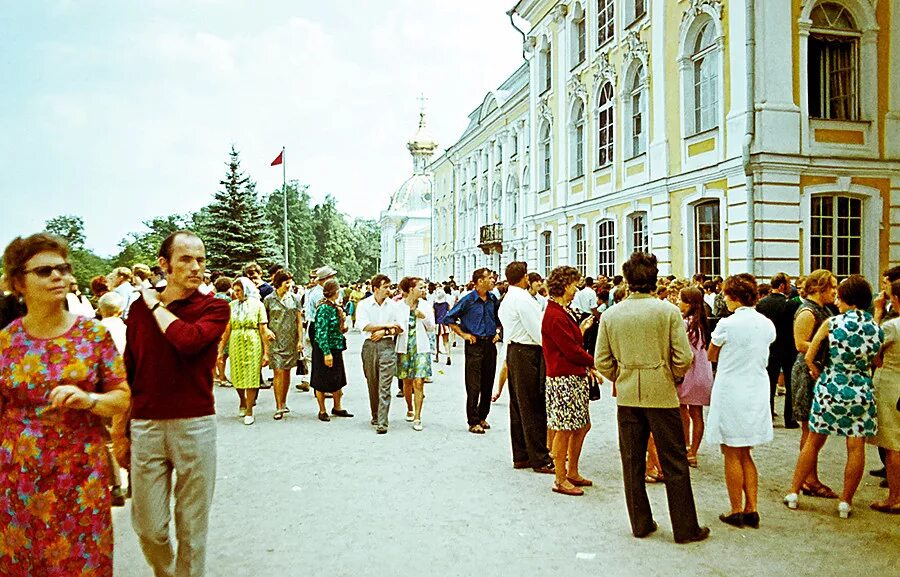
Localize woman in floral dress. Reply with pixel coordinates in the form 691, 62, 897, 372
264, 271, 302, 420
395, 277, 435, 431
0, 233, 130, 577
218, 277, 270, 425
785, 275, 884, 519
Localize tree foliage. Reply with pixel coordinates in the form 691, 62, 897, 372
111, 215, 188, 269
44, 215, 86, 251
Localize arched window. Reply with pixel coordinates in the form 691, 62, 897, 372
597, 0, 615, 47
809, 2, 859, 120
540, 122, 552, 190
571, 225, 587, 276
692, 21, 718, 133
570, 100, 585, 178
596, 219, 616, 277
507, 176, 519, 225
694, 200, 721, 276
811, 194, 862, 275
627, 64, 646, 158
627, 212, 649, 254
596, 82, 614, 167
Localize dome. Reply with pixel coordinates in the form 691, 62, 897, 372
387, 172, 433, 214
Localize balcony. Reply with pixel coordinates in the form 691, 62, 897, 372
479, 223, 503, 255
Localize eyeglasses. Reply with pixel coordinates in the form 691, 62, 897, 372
23, 263, 73, 278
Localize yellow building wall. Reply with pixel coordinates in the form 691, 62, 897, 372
876, 0, 891, 156
668, 186, 696, 277
665, 10, 683, 175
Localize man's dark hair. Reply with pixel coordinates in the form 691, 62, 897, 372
622, 253, 658, 294
370, 274, 390, 290
838, 274, 873, 309
505, 261, 528, 285
158, 230, 201, 262
584, 277, 594, 287
722, 273, 759, 307
272, 271, 293, 289
613, 275, 623, 285
692, 273, 706, 284
213, 276, 232, 292
884, 266, 900, 283
471, 267, 491, 285
770, 272, 790, 291
268, 263, 284, 277
527, 272, 543, 284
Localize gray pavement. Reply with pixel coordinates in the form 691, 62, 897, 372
113, 332, 898, 577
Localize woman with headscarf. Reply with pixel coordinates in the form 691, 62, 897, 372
218, 277, 270, 425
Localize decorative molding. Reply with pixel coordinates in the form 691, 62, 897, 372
566, 75, 588, 103
622, 30, 649, 67
682, 0, 723, 24
552, 4, 568, 23
539, 95, 553, 126
592, 50, 617, 90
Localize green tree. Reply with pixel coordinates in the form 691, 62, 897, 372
111, 215, 188, 268
350, 218, 380, 281
264, 182, 316, 277
200, 146, 280, 275
44, 215, 86, 250
312, 195, 360, 282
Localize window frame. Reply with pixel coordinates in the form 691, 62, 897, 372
596, 219, 616, 278
540, 122, 552, 191
596, 82, 614, 168
626, 64, 647, 159
693, 200, 721, 277
808, 4, 860, 121
597, 0, 615, 48
691, 22, 719, 134
542, 231, 553, 277
810, 194, 862, 276
627, 212, 649, 254
570, 99, 586, 179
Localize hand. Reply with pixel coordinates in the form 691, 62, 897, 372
264, 328, 276, 342
141, 289, 160, 308
415, 310, 426, 320
324, 354, 334, 368
806, 361, 821, 381
370, 330, 383, 342
390, 324, 403, 333
262, 353, 269, 367
491, 389, 501, 402
464, 333, 477, 344
49, 385, 92, 410
874, 291, 887, 312
491, 334, 501, 344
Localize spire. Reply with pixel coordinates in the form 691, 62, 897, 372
408, 93, 437, 174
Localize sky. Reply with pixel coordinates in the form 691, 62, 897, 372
0, 0, 525, 256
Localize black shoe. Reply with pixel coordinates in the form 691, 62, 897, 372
396, 390, 404, 398
675, 527, 711, 544
111, 487, 126, 507
318, 412, 330, 422
331, 409, 354, 418
784, 422, 800, 429
634, 521, 658, 539
376, 426, 387, 434
446, 358, 451, 366
742, 512, 760, 529
719, 512, 743, 528
870, 467, 887, 478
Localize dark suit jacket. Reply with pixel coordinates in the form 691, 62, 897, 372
756, 292, 798, 359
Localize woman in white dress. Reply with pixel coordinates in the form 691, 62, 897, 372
706, 273, 776, 529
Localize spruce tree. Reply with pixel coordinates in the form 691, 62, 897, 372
202, 146, 280, 275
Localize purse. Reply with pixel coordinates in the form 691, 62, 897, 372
588, 375, 601, 401
295, 355, 308, 376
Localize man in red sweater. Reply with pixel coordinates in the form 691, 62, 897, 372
124, 230, 229, 577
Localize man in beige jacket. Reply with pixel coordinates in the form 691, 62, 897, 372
595, 252, 709, 544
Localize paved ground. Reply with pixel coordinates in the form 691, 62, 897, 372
113, 332, 898, 577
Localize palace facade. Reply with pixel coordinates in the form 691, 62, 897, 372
386, 0, 900, 283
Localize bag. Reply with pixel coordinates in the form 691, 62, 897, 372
295, 356, 308, 376
588, 375, 601, 401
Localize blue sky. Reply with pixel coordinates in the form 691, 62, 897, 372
0, 0, 523, 256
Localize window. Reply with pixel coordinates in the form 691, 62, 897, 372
542, 231, 553, 277
811, 195, 862, 275
572, 11, 586, 67
628, 65, 646, 158
495, 142, 502, 166
694, 201, 721, 276
511, 133, 518, 157
571, 100, 585, 178
508, 188, 518, 224
628, 212, 648, 254
597, 0, 614, 47
596, 82, 614, 167
808, 3, 859, 120
541, 44, 552, 93
692, 22, 718, 133
572, 225, 587, 276
540, 123, 552, 190
596, 219, 616, 278
491, 183, 502, 222
633, 0, 646, 21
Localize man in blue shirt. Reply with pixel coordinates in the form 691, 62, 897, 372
445, 268, 502, 434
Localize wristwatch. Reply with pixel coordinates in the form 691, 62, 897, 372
150, 301, 166, 313
87, 392, 100, 411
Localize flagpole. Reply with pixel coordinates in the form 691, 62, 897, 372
282, 146, 288, 270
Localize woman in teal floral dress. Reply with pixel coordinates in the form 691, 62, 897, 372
312, 279, 353, 422
0, 233, 131, 577
785, 275, 884, 519
395, 277, 435, 431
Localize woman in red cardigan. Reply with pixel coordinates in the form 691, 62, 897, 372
542, 266, 600, 496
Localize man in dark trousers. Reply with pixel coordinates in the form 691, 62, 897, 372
445, 268, 501, 434
756, 272, 800, 428
498, 262, 553, 473
595, 252, 708, 544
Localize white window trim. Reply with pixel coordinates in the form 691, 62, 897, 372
506, 174, 519, 229
539, 121, 553, 191
569, 97, 587, 179
591, 212, 619, 279
800, 180, 881, 282
595, 0, 616, 51
593, 80, 615, 171
678, 8, 725, 167
541, 229, 555, 276
569, 2, 587, 71
626, 207, 651, 254
621, 59, 648, 162
798, 0, 879, 157
570, 223, 588, 276
681, 188, 727, 278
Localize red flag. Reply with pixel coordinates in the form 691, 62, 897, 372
270, 151, 283, 166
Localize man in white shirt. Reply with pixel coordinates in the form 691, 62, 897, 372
572, 277, 599, 317
357, 274, 403, 434
498, 261, 553, 473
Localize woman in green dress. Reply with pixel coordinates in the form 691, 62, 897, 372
312, 279, 353, 422
264, 271, 302, 420
396, 277, 435, 431
218, 277, 270, 425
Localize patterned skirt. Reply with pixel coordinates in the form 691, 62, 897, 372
546, 374, 590, 431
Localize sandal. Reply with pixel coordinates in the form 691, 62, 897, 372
273, 409, 285, 420
687, 454, 698, 468
552, 481, 584, 496
645, 472, 662, 484
567, 476, 593, 487
801, 482, 838, 499
869, 501, 900, 514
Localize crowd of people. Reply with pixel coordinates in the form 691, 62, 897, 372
0, 228, 898, 575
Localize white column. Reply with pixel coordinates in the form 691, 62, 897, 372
754, 0, 800, 155
648, 0, 668, 179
